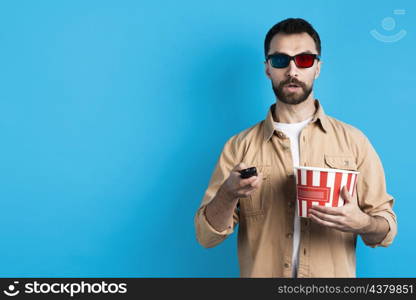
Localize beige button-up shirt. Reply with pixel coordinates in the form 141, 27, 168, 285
195, 100, 397, 277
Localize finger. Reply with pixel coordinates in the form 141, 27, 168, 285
238, 174, 263, 193
238, 183, 260, 196
309, 205, 343, 216
239, 187, 257, 197
309, 213, 345, 231
249, 173, 263, 188
239, 175, 258, 188
309, 209, 343, 225
341, 186, 353, 204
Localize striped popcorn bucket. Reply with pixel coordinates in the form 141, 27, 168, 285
294, 166, 359, 218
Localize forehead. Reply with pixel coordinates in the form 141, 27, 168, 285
268, 32, 318, 55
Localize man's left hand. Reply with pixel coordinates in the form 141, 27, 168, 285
308, 186, 371, 234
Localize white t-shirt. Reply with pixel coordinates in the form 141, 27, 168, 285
274, 116, 312, 278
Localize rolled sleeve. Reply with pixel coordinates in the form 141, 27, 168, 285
195, 205, 235, 248
194, 135, 241, 248
354, 131, 398, 248
365, 209, 397, 248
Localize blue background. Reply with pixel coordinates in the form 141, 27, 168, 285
0, 0, 414, 277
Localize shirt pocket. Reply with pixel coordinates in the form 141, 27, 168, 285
324, 154, 358, 171
238, 164, 271, 217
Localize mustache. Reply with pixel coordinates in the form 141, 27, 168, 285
279, 78, 306, 88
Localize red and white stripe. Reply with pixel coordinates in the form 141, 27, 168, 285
296, 168, 358, 218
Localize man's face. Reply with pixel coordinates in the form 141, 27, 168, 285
265, 32, 321, 105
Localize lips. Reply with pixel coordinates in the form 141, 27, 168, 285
284, 84, 301, 92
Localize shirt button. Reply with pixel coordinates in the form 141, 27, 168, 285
284, 263, 290, 268
286, 233, 293, 239
277, 131, 285, 138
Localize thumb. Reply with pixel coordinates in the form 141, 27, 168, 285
341, 185, 354, 204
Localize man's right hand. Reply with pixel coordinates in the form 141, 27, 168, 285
205, 162, 263, 233
219, 162, 263, 201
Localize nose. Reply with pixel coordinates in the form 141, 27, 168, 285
286, 59, 299, 78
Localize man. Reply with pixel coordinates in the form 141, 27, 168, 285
194, 18, 397, 277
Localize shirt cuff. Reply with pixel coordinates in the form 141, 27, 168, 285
364, 211, 397, 248
195, 205, 234, 248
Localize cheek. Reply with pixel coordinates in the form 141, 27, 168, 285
268, 68, 286, 82
302, 69, 318, 85
309, 65, 320, 78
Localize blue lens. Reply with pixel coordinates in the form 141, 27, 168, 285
269, 54, 290, 68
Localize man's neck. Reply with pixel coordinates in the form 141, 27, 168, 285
274, 95, 316, 124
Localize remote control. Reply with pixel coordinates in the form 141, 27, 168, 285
239, 167, 258, 179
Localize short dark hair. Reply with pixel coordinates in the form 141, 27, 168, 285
264, 18, 321, 59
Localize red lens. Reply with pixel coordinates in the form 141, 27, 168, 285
294, 54, 315, 68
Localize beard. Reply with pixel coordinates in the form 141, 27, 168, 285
272, 77, 313, 105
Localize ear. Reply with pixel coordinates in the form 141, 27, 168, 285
264, 61, 272, 79
314, 60, 322, 79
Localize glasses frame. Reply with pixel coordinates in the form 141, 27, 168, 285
266, 53, 320, 69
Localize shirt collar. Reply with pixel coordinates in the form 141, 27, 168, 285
263, 99, 329, 141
